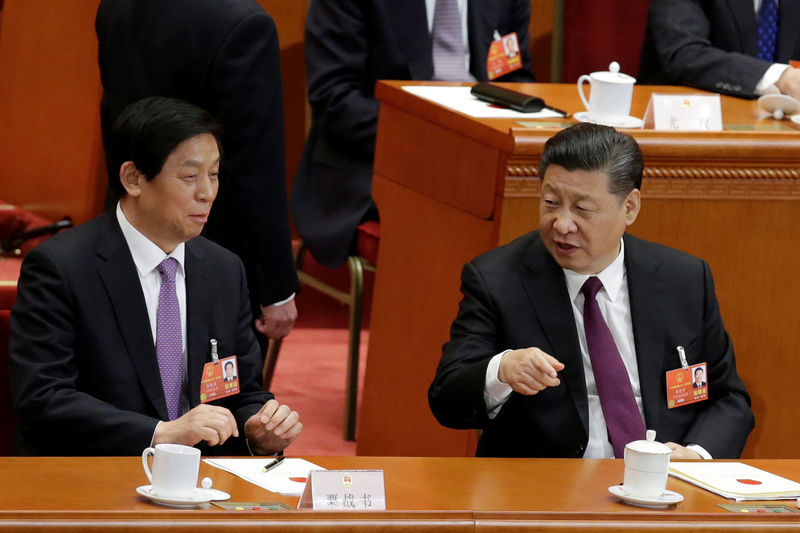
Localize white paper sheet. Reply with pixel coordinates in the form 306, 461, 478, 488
204, 457, 325, 496
669, 462, 800, 501
402, 85, 562, 118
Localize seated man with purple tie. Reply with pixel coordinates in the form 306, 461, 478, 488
10, 97, 302, 456
429, 123, 754, 459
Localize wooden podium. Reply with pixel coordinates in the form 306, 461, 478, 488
357, 81, 800, 458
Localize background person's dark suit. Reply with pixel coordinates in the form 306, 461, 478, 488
639, 0, 800, 97
291, 0, 537, 268
96, 0, 298, 312
429, 231, 754, 458
10, 213, 272, 456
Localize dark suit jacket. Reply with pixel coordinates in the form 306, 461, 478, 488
429, 231, 754, 458
639, 0, 800, 97
291, 0, 537, 268
96, 0, 298, 307
9, 213, 272, 456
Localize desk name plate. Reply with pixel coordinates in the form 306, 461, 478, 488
297, 470, 386, 510
644, 93, 723, 131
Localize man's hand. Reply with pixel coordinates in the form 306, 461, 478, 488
498, 347, 565, 395
776, 67, 800, 100
153, 404, 239, 447
255, 300, 297, 339
665, 442, 702, 460
244, 399, 302, 455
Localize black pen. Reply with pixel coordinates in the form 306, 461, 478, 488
544, 104, 570, 118
263, 453, 285, 472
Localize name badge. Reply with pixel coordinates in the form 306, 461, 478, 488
486, 32, 522, 80
200, 355, 240, 403
666, 362, 708, 409
297, 470, 386, 510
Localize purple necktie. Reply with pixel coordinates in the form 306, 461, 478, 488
581, 276, 645, 458
156, 257, 183, 421
757, 0, 779, 62
431, 0, 471, 81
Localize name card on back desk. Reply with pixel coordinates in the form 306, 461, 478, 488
643, 93, 723, 131
297, 470, 386, 510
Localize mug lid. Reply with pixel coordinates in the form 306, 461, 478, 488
626, 429, 672, 454
591, 61, 636, 84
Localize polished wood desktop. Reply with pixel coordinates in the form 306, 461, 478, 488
358, 81, 800, 459
1, 457, 799, 531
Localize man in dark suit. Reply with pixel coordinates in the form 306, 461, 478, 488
639, 0, 800, 99
96, 0, 298, 343
693, 367, 707, 388
291, 0, 537, 268
429, 123, 753, 459
10, 97, 302, 456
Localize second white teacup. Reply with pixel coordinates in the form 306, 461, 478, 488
142, 443, 200, 498
623, 429, 671, 499
577, 61, 636, 123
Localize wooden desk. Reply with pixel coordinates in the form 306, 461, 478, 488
1, 457, 798, 531
358, 82, 800, 458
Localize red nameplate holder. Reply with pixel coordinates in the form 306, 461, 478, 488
486, 31, 522, 80
665, 346, 708, 409
200, 338, 240, 403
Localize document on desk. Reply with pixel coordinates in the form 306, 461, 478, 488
669, 462, 800, 500
402, 86, 562, 119
204, 458, 325, 496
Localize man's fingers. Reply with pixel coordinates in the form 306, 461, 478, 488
272, 410, 300, 437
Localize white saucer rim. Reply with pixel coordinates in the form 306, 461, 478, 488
608, 485, 684, 508
790, 114, 800, 125
573, 111, 644, 129
136, 485, 218, 507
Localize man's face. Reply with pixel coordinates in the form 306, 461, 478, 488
123, 133, 220, 253
225, 363, 234, 378
695, 369, 703, 382
538, 165, 640, 274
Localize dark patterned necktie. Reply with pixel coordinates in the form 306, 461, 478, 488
757, 0, 779, 62
156, 257, 183, 420
581, 276, 646, 458
431, 0, 471, 81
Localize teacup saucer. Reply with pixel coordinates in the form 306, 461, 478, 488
608, 485, 684, 509
574, 111, 644, 129
136, 485, 231, 508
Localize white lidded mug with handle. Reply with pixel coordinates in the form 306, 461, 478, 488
141, 443, 201, 498
577, 61, 636, 124
623, 429, 672, 499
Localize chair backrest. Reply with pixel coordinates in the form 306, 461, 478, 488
561, 0, 650, 83
0, 0, 105, 226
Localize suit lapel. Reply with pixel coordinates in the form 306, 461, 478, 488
624, 234, 667, 430
466, 0, 491, 79
95, 214, 168, 419
727, 0, 759, 56
382, 0, 433, 79
519, 237, 589, 435
184, 239, 211, 407
777, 1, 800, 61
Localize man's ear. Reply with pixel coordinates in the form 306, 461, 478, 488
119, 162, 144, 197
624, 188, 641, 226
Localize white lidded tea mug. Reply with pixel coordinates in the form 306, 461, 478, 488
142, 443, 201, 498
623, 430, 672, 499
577, 61, 636, 123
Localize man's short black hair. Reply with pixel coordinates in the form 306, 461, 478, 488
538, 123, 643, 200
107, 96, 223, 198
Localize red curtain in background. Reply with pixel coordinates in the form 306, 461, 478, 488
561, 0, 650, 82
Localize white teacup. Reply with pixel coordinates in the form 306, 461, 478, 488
577, 61, 636, 123
623, 429, 671, 499
142, 443, 200, 498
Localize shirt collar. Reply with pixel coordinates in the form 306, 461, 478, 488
116, 202, 185, 277
563, 238, 625, 303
